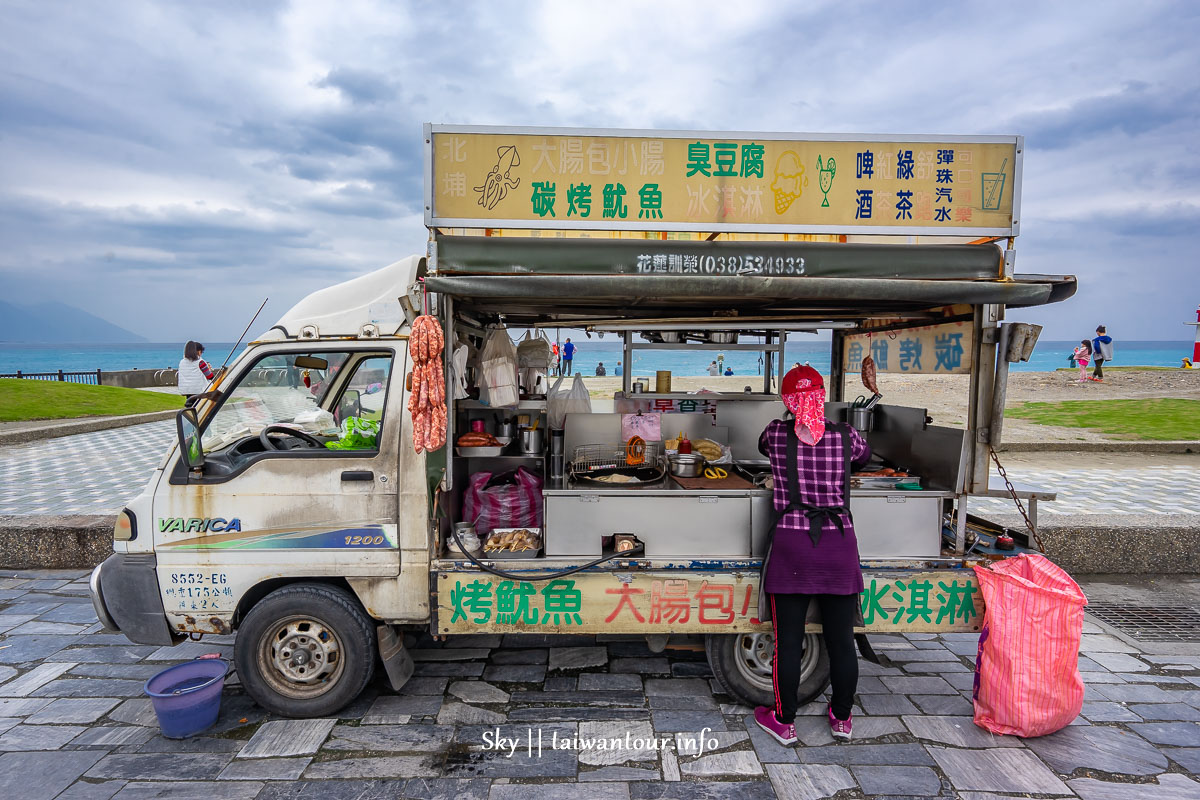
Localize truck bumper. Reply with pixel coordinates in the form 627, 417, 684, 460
89, 553, 180, 646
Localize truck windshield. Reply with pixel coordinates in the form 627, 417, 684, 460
203, 351, 356, 451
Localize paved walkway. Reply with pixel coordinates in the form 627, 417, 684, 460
0, 421, 174, 515
4, 422, 1199, 517
0, 570, 1198, 799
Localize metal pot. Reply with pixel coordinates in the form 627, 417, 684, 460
849, 407, 874, 432
668, 453, 707, 478
707, 331, 738, 344
659, 331, 683, 343
497, 419, 516, 439
520, 427, 544, 454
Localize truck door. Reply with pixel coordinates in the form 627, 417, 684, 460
154, 345, 404, 623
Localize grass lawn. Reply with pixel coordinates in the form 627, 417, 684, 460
1006, 398, 1200, 440
0, 378, 184, 422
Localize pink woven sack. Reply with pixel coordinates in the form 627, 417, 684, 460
972, 554, 1088, 737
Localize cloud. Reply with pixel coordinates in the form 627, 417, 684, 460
1010, 81, 1200, 150
1, 0, 1198, 343
313, 67, 399, 105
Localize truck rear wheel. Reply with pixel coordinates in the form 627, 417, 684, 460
706, 632, 829, 710
235, 583, 376, 718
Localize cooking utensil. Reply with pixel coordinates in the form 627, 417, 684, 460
497, 419, 516, 439
659, 331, 682, 343
520, 427, 544, 454
707, 331, 738, 344
864, 393, 882, 411
849, 407, 874, 432
470, 419, 486, 433
668, 453, 706, 478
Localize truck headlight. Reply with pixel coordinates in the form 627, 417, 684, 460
114, 509, 137, 541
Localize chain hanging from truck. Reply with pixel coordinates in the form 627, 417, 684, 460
408, 314, 446, 453
988, 447, 1046, 553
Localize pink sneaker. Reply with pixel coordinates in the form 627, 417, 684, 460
828, 705, 853, 740
754, 706, 797, 746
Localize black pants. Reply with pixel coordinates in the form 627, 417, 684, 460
1092, 358, 1105, 379
771, 593, 859, 723
562, 359, 572, 375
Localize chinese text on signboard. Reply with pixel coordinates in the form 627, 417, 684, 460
429, 127, 1019, 235
843, 323, 974, 375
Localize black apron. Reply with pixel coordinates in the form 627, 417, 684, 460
754, 421, 880, 662
757, 422, 853, 623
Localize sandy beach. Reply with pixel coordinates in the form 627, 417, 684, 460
571, 368, 1200, 443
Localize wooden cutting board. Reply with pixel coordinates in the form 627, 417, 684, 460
671, 472, 757, 491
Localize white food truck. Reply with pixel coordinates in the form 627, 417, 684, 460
91, 125, 1073, 717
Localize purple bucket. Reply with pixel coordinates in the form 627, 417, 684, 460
144, 657, 230, 739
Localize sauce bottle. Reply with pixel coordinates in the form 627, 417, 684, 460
678, 431, 692, 455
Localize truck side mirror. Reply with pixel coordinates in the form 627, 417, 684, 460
336, 388, 363, 424
177, 408, 205, 471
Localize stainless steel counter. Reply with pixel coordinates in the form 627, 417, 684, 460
543, 481, 952, 559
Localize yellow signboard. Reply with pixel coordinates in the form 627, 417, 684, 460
426, 125, 1021, 236
436, 570, 983, 635
844, 322, 975, 375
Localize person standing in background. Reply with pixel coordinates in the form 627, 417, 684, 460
178, 341, 215, 404
1091, 326, 1114, 382
707, 360, 720, 376
551, 341, 560, 376
562, 338, 575, 375
1072, 340, 1092, 383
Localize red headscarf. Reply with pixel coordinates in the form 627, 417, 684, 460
781, 365, 826, 445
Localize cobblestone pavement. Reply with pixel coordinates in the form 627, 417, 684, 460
3, 421, 1199, 518
1, 570, 1198, 799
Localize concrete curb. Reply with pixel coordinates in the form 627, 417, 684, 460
997, 440, 1200, 453
0, 515, 115, 569
0, 410, 177, 447
3, 513, 1197, 574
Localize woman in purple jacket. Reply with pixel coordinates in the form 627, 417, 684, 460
754, 365, 870, 745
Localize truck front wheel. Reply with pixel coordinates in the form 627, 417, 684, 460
235, 583, 376, 718
706, 632, 829, 710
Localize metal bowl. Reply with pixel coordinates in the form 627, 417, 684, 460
668, 453, 707, 478
707, 331, 739, 344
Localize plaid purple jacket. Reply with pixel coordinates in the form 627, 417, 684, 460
758, 418, 871, 595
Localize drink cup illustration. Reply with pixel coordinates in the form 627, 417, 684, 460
816, 155, 836, 208
981, 157, 1007, 210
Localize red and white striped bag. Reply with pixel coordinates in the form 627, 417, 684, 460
972, 554, 1088, 737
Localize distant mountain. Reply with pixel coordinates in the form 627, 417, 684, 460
0, 300, 147, 343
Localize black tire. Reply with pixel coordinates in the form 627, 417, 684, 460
235, 582, 376, 718
706, 632, 830, 709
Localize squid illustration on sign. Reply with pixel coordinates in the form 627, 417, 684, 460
770, 151, 808, 214
473, 145, 521, 209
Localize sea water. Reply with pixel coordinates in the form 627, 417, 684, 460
0, 339, 1192, 378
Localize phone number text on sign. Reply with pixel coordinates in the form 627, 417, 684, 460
634, 253, 806, 276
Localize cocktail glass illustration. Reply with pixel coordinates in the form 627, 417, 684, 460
816, 155, 836, 208
981, 157, 1007, 210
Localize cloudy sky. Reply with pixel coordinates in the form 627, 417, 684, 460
2, 0, 1197, 342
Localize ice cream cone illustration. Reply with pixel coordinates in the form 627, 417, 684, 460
770, 151, 808, 214
816, 155, 836, 208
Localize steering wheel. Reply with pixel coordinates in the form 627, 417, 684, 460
259, 424, 326, 451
